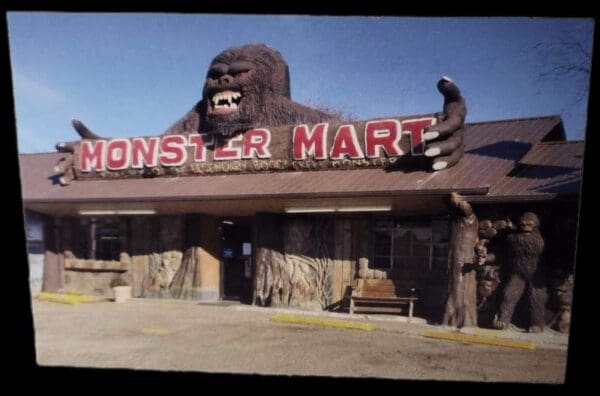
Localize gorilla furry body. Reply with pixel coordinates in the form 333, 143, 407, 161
494, 212, 547, 332
505, 229, 545, 279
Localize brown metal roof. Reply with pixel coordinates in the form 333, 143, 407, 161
19, 115, 569, 205
475, 140, 584, 202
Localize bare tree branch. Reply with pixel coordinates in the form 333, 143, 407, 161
531, 34, 592, 121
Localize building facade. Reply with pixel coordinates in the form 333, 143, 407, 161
20, 115, 582, 329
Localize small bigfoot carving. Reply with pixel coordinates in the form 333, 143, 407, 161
477, 265, 501, 311
493, 212, 546, 333
474, 238, 499, 309
474, 219, 508, 326
548, 274, 573, 333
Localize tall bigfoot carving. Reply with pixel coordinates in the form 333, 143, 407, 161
442, 192, 480, 328
54, 43, 467, 184
493, 212, 546, 333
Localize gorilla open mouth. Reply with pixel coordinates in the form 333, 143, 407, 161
208, 90, 243, 116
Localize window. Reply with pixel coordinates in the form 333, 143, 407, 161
431, 219, 450, 274
24, 211, 44, 254
73, 219, 91, 259
26, 240, 44, 255
71, 217, 126, 261
373, 220, 392, 268
94, 219, 122, 261
372, 218, 433, 270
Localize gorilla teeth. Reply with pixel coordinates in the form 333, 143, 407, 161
211, 91, 242, 110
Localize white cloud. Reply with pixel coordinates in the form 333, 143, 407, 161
10, 72, 81, 152
11, 72, 66, 107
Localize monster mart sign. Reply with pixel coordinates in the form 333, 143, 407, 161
74, 115, 440, 179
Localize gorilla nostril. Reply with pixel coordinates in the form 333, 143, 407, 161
220, 75, 233, 84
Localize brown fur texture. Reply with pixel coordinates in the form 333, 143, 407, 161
494, 212, 547, 332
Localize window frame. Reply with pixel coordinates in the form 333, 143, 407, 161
371, 217, 434, 271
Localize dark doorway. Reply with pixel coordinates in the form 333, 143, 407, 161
221, 217, 253, 303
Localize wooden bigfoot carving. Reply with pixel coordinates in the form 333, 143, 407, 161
474, 221, 498, 300
442, 192, 480, 328
548, 275, 573, 333
493, 212, 546, 333
54, 44, 467, 184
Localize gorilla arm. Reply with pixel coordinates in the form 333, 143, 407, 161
55, 98, 207, 184
423, 77, 467, 171
53, 120, 106, 185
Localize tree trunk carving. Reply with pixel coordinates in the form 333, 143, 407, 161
442, 193, 480, 328
254, 214, 334, 310
169, 247, 202, 299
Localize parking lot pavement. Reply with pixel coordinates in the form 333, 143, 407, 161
30, 298, 569, 382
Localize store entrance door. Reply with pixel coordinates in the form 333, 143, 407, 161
220, 217, 253, 303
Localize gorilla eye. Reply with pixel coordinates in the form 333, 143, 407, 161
231, 68, 251, 76
208, 68, 223, 79
207, 63, 228, 79
229, 62, 254, 76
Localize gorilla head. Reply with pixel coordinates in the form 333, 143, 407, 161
201, 44, 291, 137
518, 212, 540, 233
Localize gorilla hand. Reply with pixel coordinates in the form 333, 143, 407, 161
53, 119, 103, 185
423, 77, 467, 171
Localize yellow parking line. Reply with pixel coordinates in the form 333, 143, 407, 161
271, 314, 373, 331
141, 327, 170, 335
37, 292, 95, 305
422, 331, 535, 350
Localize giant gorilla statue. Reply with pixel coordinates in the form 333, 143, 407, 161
55, 44, 467, 183
493, 212, 547, 333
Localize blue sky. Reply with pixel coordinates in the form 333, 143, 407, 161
7, 14, 594, 153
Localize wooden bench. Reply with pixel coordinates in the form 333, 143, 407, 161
349, 279, 418, 321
